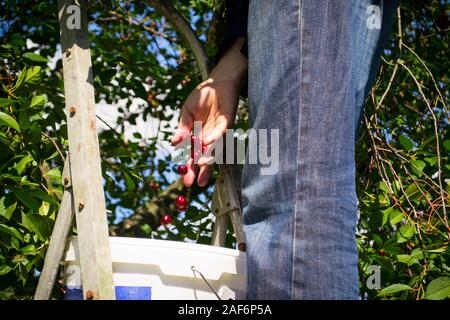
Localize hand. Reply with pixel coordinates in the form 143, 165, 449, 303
171, 38, 248, 187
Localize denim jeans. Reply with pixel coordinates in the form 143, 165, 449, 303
241, 0, 398, 299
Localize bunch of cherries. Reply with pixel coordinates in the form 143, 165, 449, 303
160, 134, 206, 225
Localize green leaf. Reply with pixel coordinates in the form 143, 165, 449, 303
23, 52, 48, 63
0, 98, 12, 106
396, 254, 419, 266
0, 111, 20, 132
29, 95, 47, 110
381, 207, 391, 226
0, 131, 11, 146
20, 213, 52, 241
404, 183, 419, 199
105, 147, 132, 158
29, 122, 41, 143
12, 67, 28, 91
13, 189, 40, 211
383, 245, 401, 255
18, 110, 31, 131
389, 209, 403, 225
399, 135, 414, 151
28, 189, 59, 207
0, 265, 12, 276
45, 168, 61, 180
424, 277, 450, 300
15, 154, 34, 174
443, 140, 450, 151
0, 197, 16, 220
379, 181, 389, 193
411, 248, 423, 259
20, 244, 37, 255
25, 66, 41, 85
377, 283, 412, 296
424, 156, 437, 166
123, 172, 136, 191
396, 223, 415, 243
410, 160, 426, 176
0, 224, 22, 240
424, 243, 448, 253
373, 234, 383, 247
10, 66, 41, 92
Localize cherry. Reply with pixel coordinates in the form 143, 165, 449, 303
161, 214, 173, 225
377, 250, 386, 257
176, 195, 187, 208
177, 164, 188, 175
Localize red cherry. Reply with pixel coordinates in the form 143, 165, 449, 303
161, 214, 173, 225
176, 195, 187, 208
177, 164, 188, 175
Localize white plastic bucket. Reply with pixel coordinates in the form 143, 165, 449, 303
64, 236, 247, 300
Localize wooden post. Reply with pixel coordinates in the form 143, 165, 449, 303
211, 165, 246, 250
34, 160, 75, 300
57, 0, 115, 300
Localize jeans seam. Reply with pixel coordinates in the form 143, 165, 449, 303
291, 0, 303, 300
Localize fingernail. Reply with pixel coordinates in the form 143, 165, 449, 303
170, 136, 180, 145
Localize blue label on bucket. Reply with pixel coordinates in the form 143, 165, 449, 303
64, 286, 152, 300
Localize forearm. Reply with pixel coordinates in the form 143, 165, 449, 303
209, 38, 248, 90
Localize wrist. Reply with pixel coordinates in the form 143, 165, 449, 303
209, 38, 248, 89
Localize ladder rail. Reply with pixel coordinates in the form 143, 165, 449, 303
34, 160, 74, 300
56, 0, 115, 300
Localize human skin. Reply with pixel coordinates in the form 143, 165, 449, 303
171, 38, 248, 187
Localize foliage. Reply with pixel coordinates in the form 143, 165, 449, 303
0, 0, 448, 299
356, 0, 450, 300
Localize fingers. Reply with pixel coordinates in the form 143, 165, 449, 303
197, 164, 213, 187
183, 157, 198, 187
203, 123, 227, 146
171, 108, 193, 146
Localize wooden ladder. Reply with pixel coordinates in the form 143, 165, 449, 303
34, 0, 245, 300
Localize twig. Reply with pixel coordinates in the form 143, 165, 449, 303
42, 132, 65, 161
398, 61, 448, 233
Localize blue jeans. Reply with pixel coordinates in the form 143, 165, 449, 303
241, 0, 398, 299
